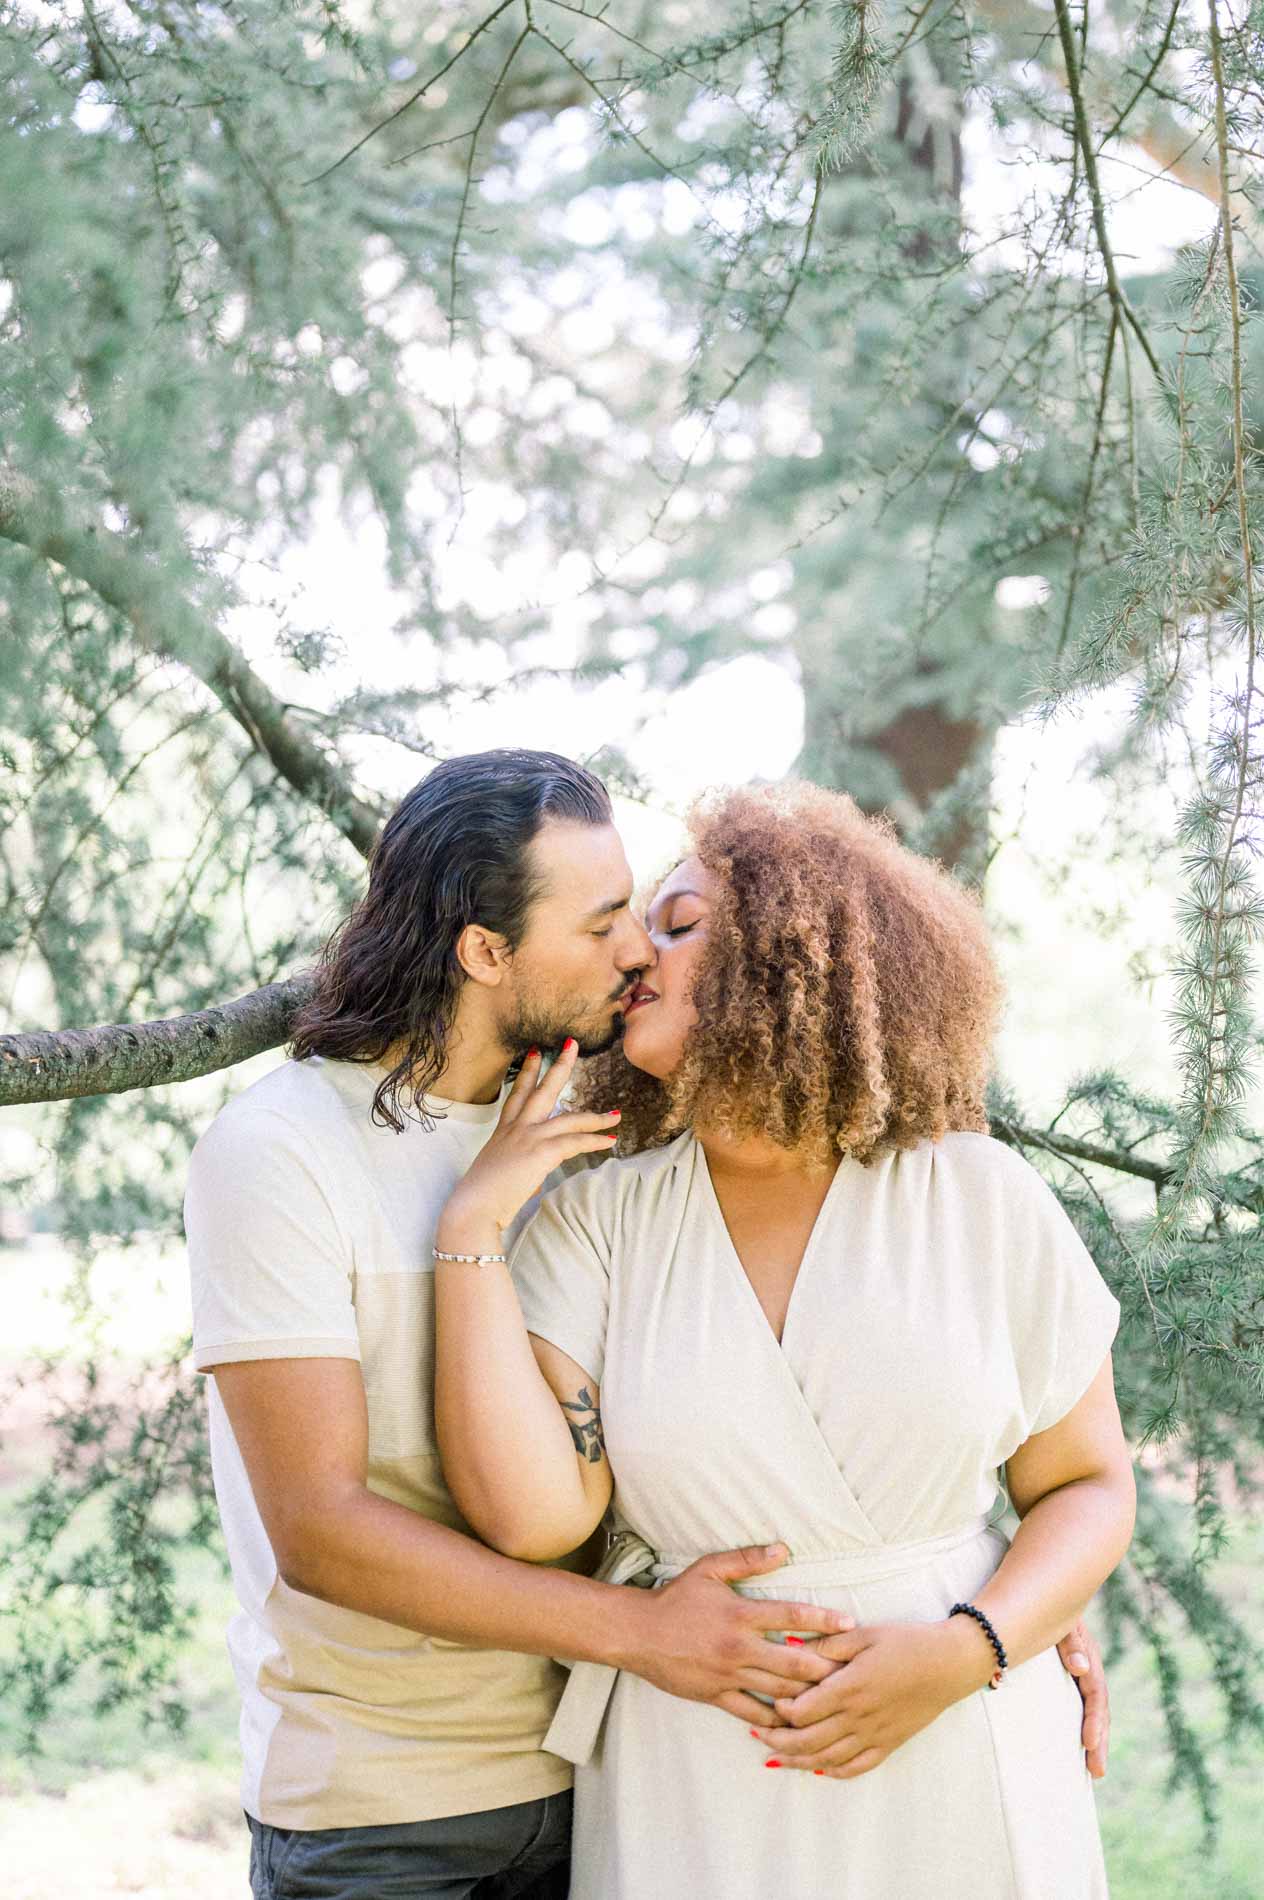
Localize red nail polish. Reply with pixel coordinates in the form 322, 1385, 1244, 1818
564, 1037, 576, 1052
785, 1635, 805, 1647
764, 1758, 782, 1768
813, 1769, 824, 1776
749, 1729, 760, 1739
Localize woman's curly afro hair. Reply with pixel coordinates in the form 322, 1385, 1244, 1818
573, 781, 1002, 1168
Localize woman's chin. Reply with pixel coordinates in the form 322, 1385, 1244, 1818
619, 1011, 677, 1080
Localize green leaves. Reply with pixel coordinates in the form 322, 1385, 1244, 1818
811, 1, 892, 175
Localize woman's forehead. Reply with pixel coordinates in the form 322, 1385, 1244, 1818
645, 856, 711, 918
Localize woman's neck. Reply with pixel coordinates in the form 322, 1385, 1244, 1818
695, 1126, 835, 1183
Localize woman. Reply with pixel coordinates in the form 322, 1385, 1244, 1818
432, 782, 1134, 1899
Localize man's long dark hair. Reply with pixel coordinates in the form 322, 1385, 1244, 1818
289, 749, 612, 1130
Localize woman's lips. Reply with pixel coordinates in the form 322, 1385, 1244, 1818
624, 987, 658, 1014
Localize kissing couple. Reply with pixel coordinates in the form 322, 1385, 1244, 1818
187, 747, 1132, 1899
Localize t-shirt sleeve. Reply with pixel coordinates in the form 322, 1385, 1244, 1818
509, 1166, 614, 1386
1005, 1152, 1121, 1437
185, 1101, 360, 1371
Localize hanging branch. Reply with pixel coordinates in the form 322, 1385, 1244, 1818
0, 471, 384, 860
1056, 311, 1119, 657
1098, 0, 1183, 146
974, 0, 1227, 205
1149, 0, 1264, 1233
306, 0, 521, 182
1050, 0, 1165, 386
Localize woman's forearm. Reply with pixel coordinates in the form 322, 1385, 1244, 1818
433, 1198, 602, 1559
943, 1469, 1136, 1691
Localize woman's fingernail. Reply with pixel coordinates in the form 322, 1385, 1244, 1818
813, 1769, 824, 1776
527, 1047, 540, 1059
764, 1759, 781, 1769
609, 1109, 621, 1118
564, 1037, 577, 1052
1069, 1652, 1089, 1669
785, 1635, 805, 1647
749, 1729, 760, 1739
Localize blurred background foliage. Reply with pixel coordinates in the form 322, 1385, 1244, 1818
1, 0, 1263, 1882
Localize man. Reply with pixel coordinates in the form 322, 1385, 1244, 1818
186, 748, 1109, 1899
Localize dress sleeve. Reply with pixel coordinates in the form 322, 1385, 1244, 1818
509, 1163, 615, 1386
185, 1102, 360, 1370
1006, 1153, 1121, 1438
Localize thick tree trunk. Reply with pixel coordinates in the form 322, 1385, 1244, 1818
800, 674, 990, 873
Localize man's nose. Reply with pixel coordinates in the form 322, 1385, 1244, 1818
617, 915, 656, 972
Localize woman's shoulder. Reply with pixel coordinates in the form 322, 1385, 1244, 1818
922, 1130, 1105, 1295
897, 1129, 1071, 1230
540, 1131, 692, 1217
931, 1124, 1041, 1170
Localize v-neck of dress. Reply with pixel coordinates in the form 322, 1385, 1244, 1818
691, 1136, 845, 1355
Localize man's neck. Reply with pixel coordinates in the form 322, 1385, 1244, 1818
380, 1003, 509, 1107
429, 1040, 510, 1107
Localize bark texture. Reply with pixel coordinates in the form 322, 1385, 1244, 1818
0, 976, 312, 1104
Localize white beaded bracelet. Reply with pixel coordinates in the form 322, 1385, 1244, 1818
432, 1247, 508, 1266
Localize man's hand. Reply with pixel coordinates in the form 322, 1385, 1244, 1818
622, 1543, 855, 1728
1057, 1618, 1110, 1778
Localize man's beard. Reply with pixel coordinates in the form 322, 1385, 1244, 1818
502, 989, 631, 1062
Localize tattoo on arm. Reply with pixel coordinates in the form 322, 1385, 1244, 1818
560, 1385, 606, 1465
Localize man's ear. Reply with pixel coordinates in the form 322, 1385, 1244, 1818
455, 922, 511, 987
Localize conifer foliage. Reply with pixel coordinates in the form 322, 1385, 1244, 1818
1, 0, 1262, 1820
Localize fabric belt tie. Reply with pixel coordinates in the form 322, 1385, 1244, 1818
543, 1515, 996, 1766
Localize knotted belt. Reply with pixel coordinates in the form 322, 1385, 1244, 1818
544, 1516, 999, 1766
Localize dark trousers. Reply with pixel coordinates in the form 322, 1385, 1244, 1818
247, 1790, 572, 1899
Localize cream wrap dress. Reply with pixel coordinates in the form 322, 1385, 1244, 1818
509, 1129, 1121, 1900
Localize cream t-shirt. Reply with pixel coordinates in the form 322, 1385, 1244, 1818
185, 1054, 577, 1829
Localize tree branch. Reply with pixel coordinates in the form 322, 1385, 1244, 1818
0, 471, 384, 860
992, 1114, 1171, 1189
974, 0, 1236, 207
306, 0, 520, 183
0, 977, 312, 1105
1051, 0, 1165, 385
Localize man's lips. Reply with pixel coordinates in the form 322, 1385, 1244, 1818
624, 984, 659, 1014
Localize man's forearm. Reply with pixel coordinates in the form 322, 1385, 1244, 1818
279, 1482, 646, 1668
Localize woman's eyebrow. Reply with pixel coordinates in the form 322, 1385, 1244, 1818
647, 888, 705, 925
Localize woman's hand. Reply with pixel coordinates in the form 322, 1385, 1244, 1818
437, 1040, 621, 1245
746, 1618, 993, 1781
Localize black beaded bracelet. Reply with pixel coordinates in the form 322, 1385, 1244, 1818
949, 1601, 1008, 1690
